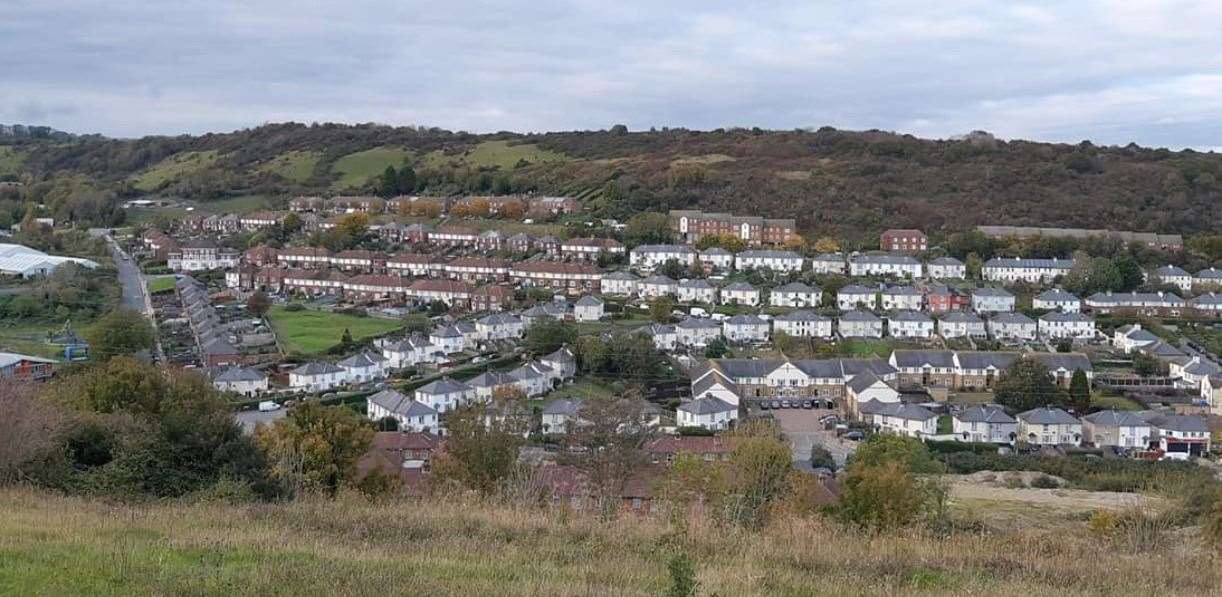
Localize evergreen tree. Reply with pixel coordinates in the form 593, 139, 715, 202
397, 165, 416, 194
1067, 369, 1091, 414
378, 166, 399, 198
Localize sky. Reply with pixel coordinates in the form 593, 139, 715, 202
4, 0, 1222, 149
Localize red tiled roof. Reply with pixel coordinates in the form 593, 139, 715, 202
644, 436, 735, 455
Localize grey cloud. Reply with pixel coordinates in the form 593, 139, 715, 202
3, 0, 1221, 148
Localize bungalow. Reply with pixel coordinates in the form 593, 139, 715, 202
629, 244, 696, 269
430, 325, 467, 355
414, 377, 475, 413
601, 271, 640, 296
720, 282, 760, 306
735, 250, 804, 273
887, 311, 934, 339
971, 287, 1016, 314
640, 323, 678, 352
541, 398, 583, 433
723, 314, 770, 343
937, 311, 986, 339
676, 397, 738, 431
982, 257, 1075, 284
1033, 289, 1081, 313
880, 285, 923, 311
1085, 291, 1186, 316
953, 405, 1016, 443
1152, 265, 1192, 293
698, 247, 734, 271
476, 313, 525, 340
638, 274, 678, 299
1113, 324, 1160, 354
770, 282, 821, 308
810, 253, 847, 275
381, 335, 436, 368
573, 295, 605, 322
367, 389, 440, 434
861, 401, 938, 438
676, 278, 717, 303
773, 310, 833, 338
838, 285, 878, 310
1017, 407, 1082, 446
338, 352, 386, 384
849, 254, 923, 278
988, 312, 1038, 341
1082, 410, 1151, 449
839, 310, 883, 338
211, 366, 268, 397
1038, 311, 1096, 340
927, 257, 966, 279
289, 361, 347, 392
676, 317, 723, 347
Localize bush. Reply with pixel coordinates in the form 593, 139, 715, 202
838, 462, 944, 531
283, 303, 304, 312
677, 426, 714, 437
925, 439, 1000, 455
1030, 474, 1061, 489
809, 444, 836, 471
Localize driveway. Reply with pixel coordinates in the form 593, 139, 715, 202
771, 407, 856, 468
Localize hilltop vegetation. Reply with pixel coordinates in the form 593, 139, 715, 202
3, 123, 1222, 242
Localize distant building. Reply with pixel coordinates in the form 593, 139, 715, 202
879, 229, 927, 252
669, 210, 796, 247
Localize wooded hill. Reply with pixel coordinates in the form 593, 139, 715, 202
3, 123, 1220, 243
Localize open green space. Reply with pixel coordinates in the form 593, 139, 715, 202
146, 275, 176, 295
840, 339, 896, 358
257, 150, 321, 183
329, 147, 413, 190
267, 306, 402, 355
130, 150, 220, 191
420, 140, 568, 171
1090, 393, 1143, 411
0, 321, 72, 359
0, 146, 25, 175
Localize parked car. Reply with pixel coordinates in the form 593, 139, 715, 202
844, 431, 865, 441
758, 400, 771, 410
781, 400, 791, 409
257, 401, 280, 412
770, 400, 782, 409
801, 400, 813, 409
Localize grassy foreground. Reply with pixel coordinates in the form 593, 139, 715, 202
0, 487, 1216, 596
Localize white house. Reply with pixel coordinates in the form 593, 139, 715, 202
1172, 356, 1222, 390
927, 257, 966, 279
838, 285, 878, 310
638, 275, 678, 299
476, 313, 525, 341
289, 361, 347, 392
770, 282, 821, 308
1038, 311, 1095, 340
1192, 293, 1222, 314
720, 282, 760, 306
1033, 289, 1081, 313
1017, 407, 1081, 446
971, 288, 1016, 314
861, 401, 938, 438
846, 371, 900, 413
839, 310, 883, 338
430, 325, 467, 354
988, 312, 1037, 341
1113, 324, 1160, 354
953, 405, 1016, 443
601, 271, 639, 296
381, 335, 437, 368
773, 310, 833, 338
1085, 291, 1186, 315
541, 346, 578, 381
338, 351, 386, 384
1082, 410, 1151, 449
573, 296, 605, 322
1152, 265, 1192, 293
676, 317, 723, 347
886, 310, 934, 339
367, 389, 440, 433
983, 257, 1074, 284
414, 377, 475, 413
676, 396, 738, 431
810, 253, 847, 275
880, 286, 923, 311
1193, 267, 1222, 291
698, 247, 734, 271
735, 250, 804, 273
722, 314, 770, 343
677, 278, 717, 303
629, 244, 696, 269
1204, 374, 1222, 416
937, 311, 986, 339
849, 254, 922, 278
541, 398, 582, 433
211, 366, 268, 397
641, 323, 678, 352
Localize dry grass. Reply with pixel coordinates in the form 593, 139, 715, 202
0, 486, 1218, 596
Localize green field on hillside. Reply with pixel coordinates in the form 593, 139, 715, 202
329, 147, 413, 190
131, 150, 221, 192
267, 306, 401, 354
0, 146, 25, 175
0, 322, 66, 359
420, 140, 568, 171
147, 275, 176, 294
258, 150, 320, 183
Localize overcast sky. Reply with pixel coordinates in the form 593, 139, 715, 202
4, 1, 1222, 148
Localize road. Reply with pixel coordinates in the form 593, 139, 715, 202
105, 234, 166, 362
772, 408, 856, 469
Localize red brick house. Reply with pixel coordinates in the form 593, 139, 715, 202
880, 229, 927, 252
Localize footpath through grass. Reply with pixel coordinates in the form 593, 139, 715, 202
267, 306, 401, 355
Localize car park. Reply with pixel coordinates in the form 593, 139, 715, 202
781, 400, 791, 409
801, 400, 813, 409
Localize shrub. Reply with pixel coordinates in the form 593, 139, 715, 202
838, 462, 943, 531
1030, 474, 1061, 489
666, 552, 698, 597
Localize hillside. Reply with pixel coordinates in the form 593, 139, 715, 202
4, 123, 1221, 242
0, 487, 1215, 596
